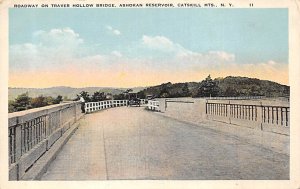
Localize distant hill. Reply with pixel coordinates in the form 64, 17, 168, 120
8, 86, 146, 100
9, 76, 289, 100
139, 76, 290, 98
215, 76, 289, 97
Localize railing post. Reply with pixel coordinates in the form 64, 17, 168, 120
257, 102, 263, 130
73, 102, 77, 122
205, 100, 208, 114
45, 112, 51, 137
165, 99, 167, 111
14, 124, 22, 164
227, 100, 231, 123
285, 107, 289, 127
59, 107, 63, 129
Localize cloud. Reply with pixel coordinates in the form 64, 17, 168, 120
207, 51, 235, 62
9, 30, 288, 88
10, 28, 86, 70
140, 35, 236, 69
106, 25, 121, 36
142, 35, 183, 52
33, 27, 83, 47
111, 50, 122, 57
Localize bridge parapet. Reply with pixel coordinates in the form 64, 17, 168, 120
206, 100, 290, 135
147, 100, 160, 111
8, 101, 83, 180
208, 96, 265, 100
85, 100, 128, 113
155, 97, 290, 136
85, 99, 148, 113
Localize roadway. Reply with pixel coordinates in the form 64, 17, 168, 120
41, 106, 289, 180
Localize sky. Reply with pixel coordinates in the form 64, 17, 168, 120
9, 8, 288, 88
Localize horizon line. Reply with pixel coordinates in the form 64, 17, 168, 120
8, 76, 290, 89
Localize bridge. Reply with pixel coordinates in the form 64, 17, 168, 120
8, 97, 290, 180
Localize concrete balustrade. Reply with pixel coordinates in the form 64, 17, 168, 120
205, 99, 290, 135
208, 96, 265, 100
205, 101, 290, 135
8, 101, 84, 180
154, 97, 289, 136
147, 100, 160, 111
85, 99, 148, 113
85, 100, 128, 113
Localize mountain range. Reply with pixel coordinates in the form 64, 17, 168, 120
9, 76, 290, 100
8, 86, 146, 100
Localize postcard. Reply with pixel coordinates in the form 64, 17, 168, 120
1, 0, 300, 188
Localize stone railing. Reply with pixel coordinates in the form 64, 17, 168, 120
206, 101, 290, 135
147, 100, 160, 111
85, 100, 128, 113
208, 96, 265, 100
8, 101, 83, 180
85, 99, 148, 113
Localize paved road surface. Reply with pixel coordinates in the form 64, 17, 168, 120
41, 107, 289, 180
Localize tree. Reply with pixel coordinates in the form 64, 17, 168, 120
45, 96, 55, 105
77, 91, 91, 102
137, 91, 146, 99
123, 89, 133, 100
113, 93, 126, 100
9, 93, 65, 113
53, 95, 63, 104
31, 96, 48, 108
91, 91, 106, 102
8, 100, 16, 113
196, 75, 220, 97
159, 82, 171, 98
181, 83, 190, 97
14, 92, 32, 111
125, 89, 133, 93
224, 86, 238, 97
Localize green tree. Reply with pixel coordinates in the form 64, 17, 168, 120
125, 89, 133, 93
159, 82, 171, 98
53, 95, 63, 104
14, 92, 32, 111
123, 89, 133, 100
137, 91, 146, 99
8, 100, 16, 113
77, 91, 91, 102
31, 96, 48, 108
181, 83, 190, 97
91, 91, 106, 102
224, 86, 239, 97
113, 93, 126, 100
197, 75, 220, 97
45, 96, 55, 105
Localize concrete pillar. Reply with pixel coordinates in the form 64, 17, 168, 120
14, 123, 23, 162
157, 98, 166, 112
45, 113, 51, 137
227, 100, 231, 124
257, 102, 263, 130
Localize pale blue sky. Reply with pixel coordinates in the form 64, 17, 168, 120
9, 8, 289, 87
10, 8, 288, 63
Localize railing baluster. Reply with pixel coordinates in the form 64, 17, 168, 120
204, 101, 289, 128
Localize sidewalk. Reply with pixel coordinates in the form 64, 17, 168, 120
159, 111, 289, 156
